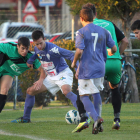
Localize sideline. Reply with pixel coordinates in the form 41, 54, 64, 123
0, 129, 49, 140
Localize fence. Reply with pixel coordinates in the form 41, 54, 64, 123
0, 8, 73, 108
0, 8, 73, 38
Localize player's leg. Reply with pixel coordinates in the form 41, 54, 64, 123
92, 92, 103, 132
23, 83, 47, 120
109, 82, 121, 130
72, 91, 90, 133
92, 77, 104, 132
11, 78, 48, 123
73, 78, 104, 133
105, 59, 121, 130
0, 75, 13, 113
61, 84, 77, 109
78, 79, 104, 134
76, 91, 88, 122
56, 68, 78, 109
92, 93, 102, 117
93, 77, 104, 117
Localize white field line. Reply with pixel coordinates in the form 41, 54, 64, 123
0, 130, 50, 140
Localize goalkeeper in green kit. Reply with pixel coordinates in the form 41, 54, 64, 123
0, 37, 46, 113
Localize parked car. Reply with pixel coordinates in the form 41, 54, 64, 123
130, 32, 136, 39
13, 32, 51, 41
49, 32, 63, 42
0, 21, 46, 41
50, 31, 76, 42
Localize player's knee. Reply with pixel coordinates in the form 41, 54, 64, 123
63, 89, 71, 96
1, 87, 9, 95
26, 87, 34, 95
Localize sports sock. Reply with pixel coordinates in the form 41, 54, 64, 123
23, 94, 35, 120
114, 113, 120, 120
92, 93, 102, 117
80, 96, 99, 122
111, 87, 121, 118
66, 92, 77, 109
76, 92, 86, 115
0, 94, 7, 113
76, 92, 89, 122
114, 118, 120, 122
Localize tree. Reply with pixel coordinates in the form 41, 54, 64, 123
65, 0, 140, 102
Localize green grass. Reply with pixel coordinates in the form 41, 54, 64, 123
1, 103, 140, 140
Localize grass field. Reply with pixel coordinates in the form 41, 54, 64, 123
0, 102, 140, 140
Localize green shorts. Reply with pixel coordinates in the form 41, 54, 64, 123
0, 72, 15, 78
105, 59, 121, 85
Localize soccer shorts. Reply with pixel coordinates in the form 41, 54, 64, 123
78, 77, 104, 95
43, 67, 73, 95
105, 59, 121, 85
0, 72, 15, 79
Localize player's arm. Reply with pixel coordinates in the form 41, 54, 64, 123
71, 48, 83, 68
59, 48, 79, 70
71, 30, 84, 68
119, 37, 128, 55
50, 44, 79, 69
27, 53, 38, 69
33, 65, 46, 90
111, 45, 117, 54
113, 23, 128, 54
51, 43, 74, 61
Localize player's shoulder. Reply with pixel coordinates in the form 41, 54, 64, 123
77, 23, 95, 34
47, 42, 58, 48
0, 42, 17, 47
95, 18, 113, 24
94, 18, 114, 28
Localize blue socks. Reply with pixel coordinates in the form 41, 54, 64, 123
80, 96, 99, 121
92, 93, 102, 117
23, 94, 35, 120
66, 92, 77, 109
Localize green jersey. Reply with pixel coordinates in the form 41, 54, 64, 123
93, 18, 122, 59
0, 42, 41, 77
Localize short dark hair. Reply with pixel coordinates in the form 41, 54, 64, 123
32, 30, 44, 41
82, 3, 96, 16
80, 7, 93, 22
18, 37, 30, 48
131, 20, 140, 31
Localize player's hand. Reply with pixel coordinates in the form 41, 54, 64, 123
33, 79, 43, 90
75, 68, 79, 79
71, 62, 77, 68
107, 49, 113, 56
26, 62, 33, 69
75, 73, 78, 79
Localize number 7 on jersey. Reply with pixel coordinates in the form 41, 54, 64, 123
91, 33, 98, 51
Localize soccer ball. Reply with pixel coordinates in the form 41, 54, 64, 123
65, 110, 81, 124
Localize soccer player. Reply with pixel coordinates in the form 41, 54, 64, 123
0, 37, 46, 114
131, 20, 140, 40
11, 30, 79, 123
71, 7, 117, 134
73, 3, 128, 133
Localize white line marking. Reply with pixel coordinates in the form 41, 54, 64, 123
0, 130, 49, 140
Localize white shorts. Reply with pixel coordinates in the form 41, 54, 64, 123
78, 77, 104, 95
43, 67, 73, 95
